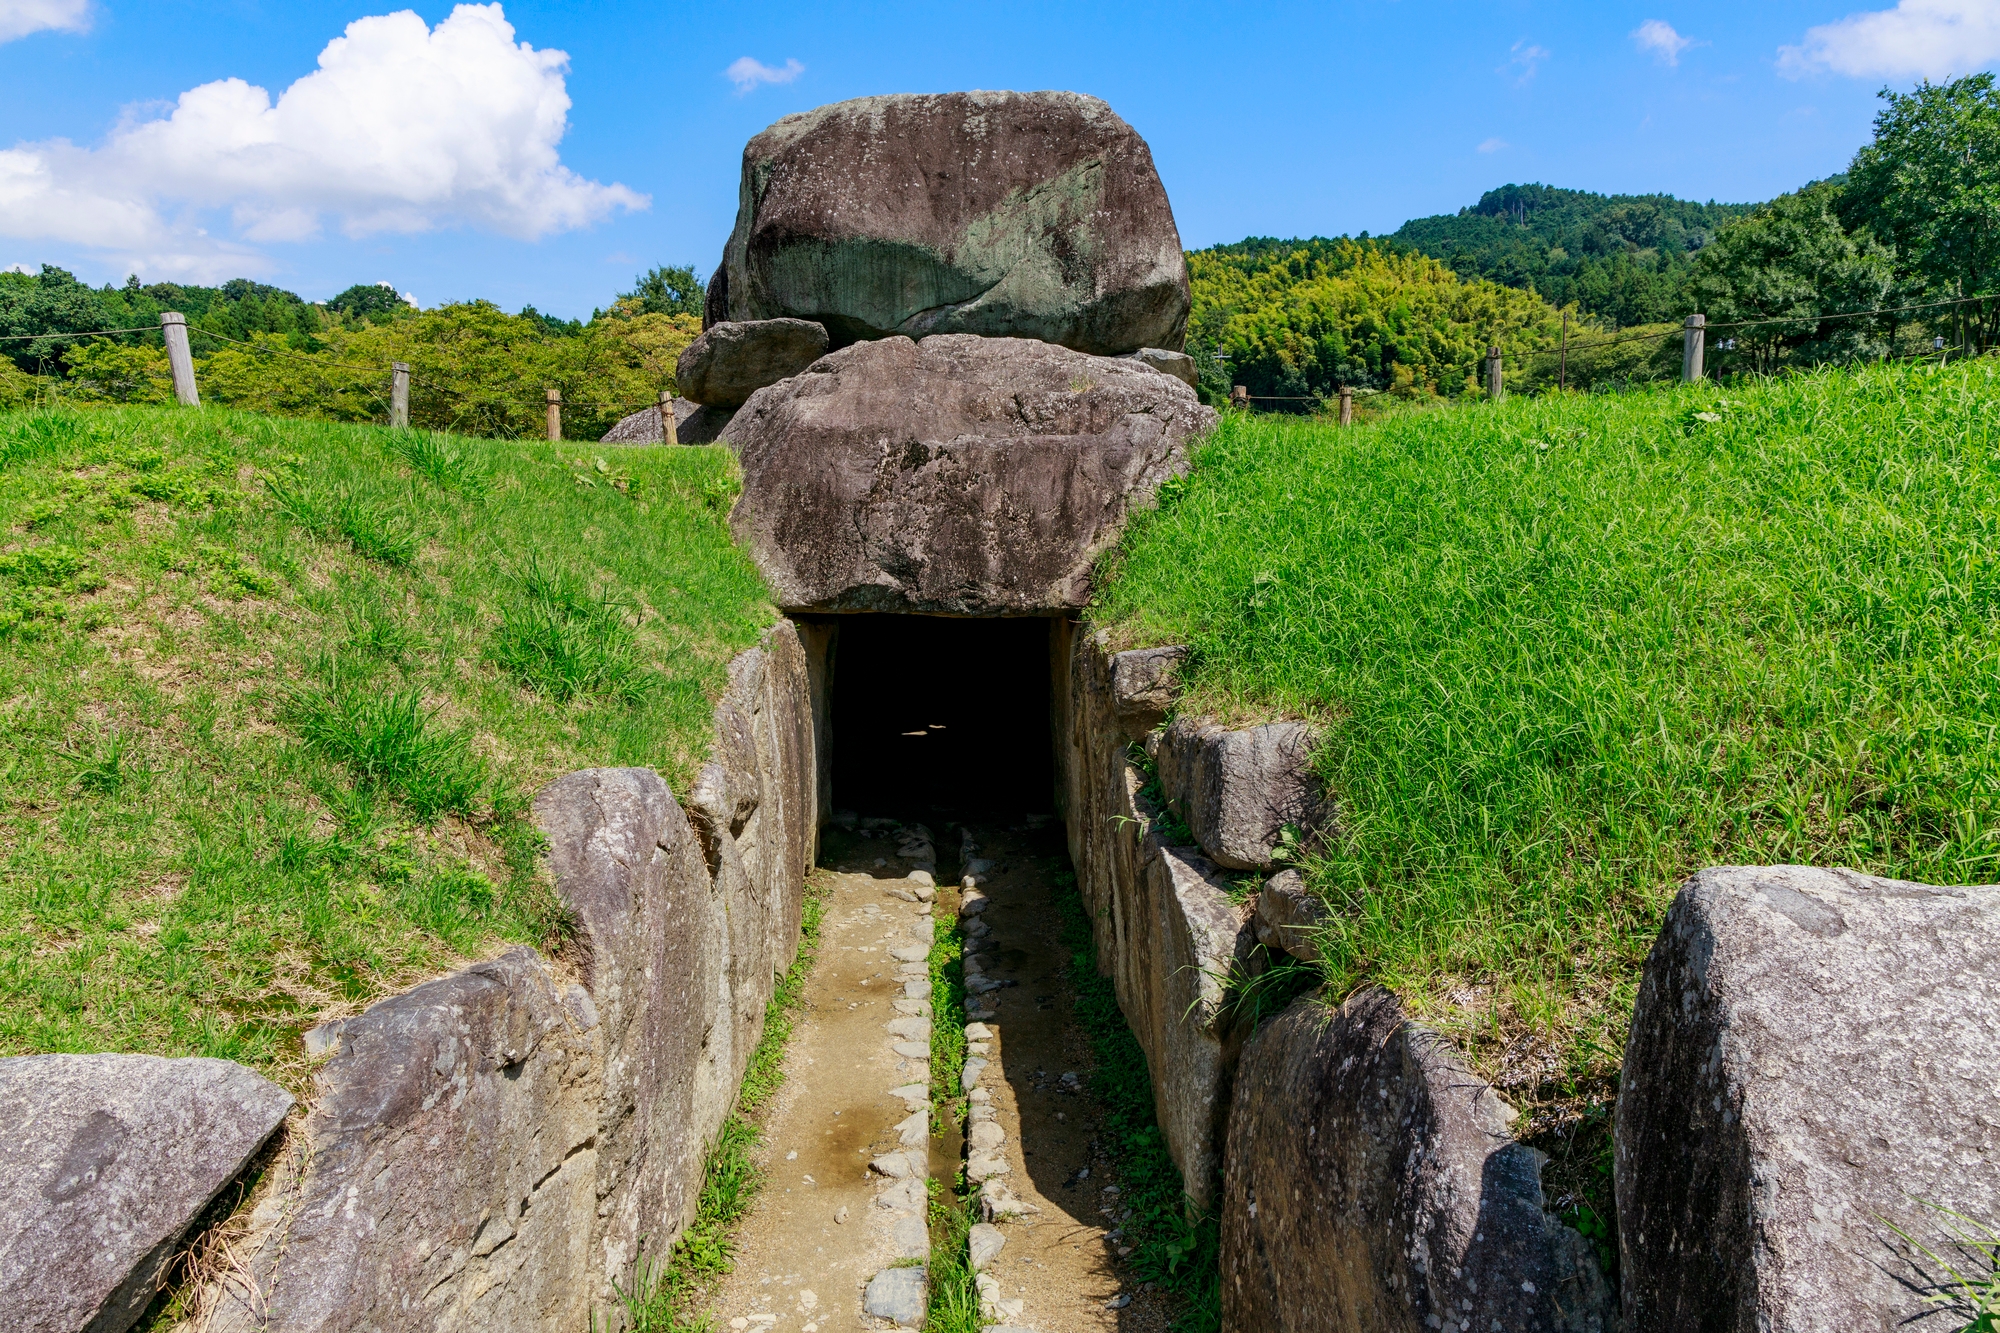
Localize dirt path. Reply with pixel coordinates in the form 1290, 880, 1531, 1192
710, 868, 937, 1332
947, 822, 1172, 1333
714, 819, 1171, 1332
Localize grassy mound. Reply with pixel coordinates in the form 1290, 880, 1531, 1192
1095, 361, 2000, 1228
0, 407, 771, 1085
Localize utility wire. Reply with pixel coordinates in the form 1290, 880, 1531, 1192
1520, 292, 2000, 360
0, 325, 165, 341
182, 325, 390, 373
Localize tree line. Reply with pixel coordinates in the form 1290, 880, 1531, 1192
1191, 74, 2000, 410
0, 266, 707, 440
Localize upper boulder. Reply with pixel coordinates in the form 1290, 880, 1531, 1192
711, 91, 1189, 355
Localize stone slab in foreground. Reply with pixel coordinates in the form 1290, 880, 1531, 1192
1221, 987, 1613, 1332
725, 333, 1214, 614
0, 1054, 292, 1333
711, 90, 1189, 355
208, 949, 602, 1333
1617, 865, 2000, 1332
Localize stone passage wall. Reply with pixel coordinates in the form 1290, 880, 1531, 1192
1221, 988, 1613, 1333
190, 620, 828, 1333
1055, 625, 1255, 1209
1056, 625, 1615, 1331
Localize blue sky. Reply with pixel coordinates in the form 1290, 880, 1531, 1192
2, 0, 1995, 318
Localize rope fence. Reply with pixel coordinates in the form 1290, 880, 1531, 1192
4, 311, 680, 441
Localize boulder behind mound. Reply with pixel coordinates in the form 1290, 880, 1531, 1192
712, 91, 1189, 355
1617, 865, 2000, 1332
600, 395, 734, 445
722, 333, 1214, 614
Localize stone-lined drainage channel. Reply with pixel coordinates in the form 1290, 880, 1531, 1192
711, 818, 1167, 1331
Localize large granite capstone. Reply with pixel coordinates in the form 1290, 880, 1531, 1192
0, 1054, 292, 1333
724, 334, 1214, 614
709, 90, 1190, 354
1616, 865, 2000, 1332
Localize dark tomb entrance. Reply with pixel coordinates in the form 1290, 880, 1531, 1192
823, 614, 1054, 820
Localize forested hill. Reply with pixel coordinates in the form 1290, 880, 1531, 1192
1387, 184, 1762, 327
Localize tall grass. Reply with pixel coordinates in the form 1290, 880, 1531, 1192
0, 405, 771, 1078
282, 679, 486, 821
1097, 361, 2000, 1075
490, 556, 651, 704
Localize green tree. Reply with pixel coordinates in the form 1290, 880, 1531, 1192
328, 283, 414, 323
0, 266, 112, 372
1690, 183, 1900, 374
1186, 240, 1571, 407
620, 265, 705, 318
1390, 184, 1759, 328
1845, 74, 2000, 350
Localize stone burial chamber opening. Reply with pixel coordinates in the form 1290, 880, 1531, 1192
820, 613, 1056, 819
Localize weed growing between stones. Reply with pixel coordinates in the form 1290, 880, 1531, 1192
1883, 1202, 2000, 1332
1053, 864, 1222, 1331
925, 885, 986, 1333
611, 877, 829, 1332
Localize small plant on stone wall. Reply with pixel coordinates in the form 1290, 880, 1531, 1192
1884, 1202, 2000, 1333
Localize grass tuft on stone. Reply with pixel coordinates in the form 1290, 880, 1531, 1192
1093, 358, 2000, 1229
0, 405, 773, 1084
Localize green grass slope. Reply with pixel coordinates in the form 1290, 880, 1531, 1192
1095, 361, 1999, 1216
0, 407, 772, 1085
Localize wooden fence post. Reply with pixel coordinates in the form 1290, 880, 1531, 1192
659, 389, 678, 446
1683, 314, 1706, 382
391, 362, 409, 429
546, 388, 562, 442
1230, 384, 1249, 410
1559, 311, 1568, 392
159, 312, 200, 408
1338, 386, 1353, 426
1486, 345, 1504, 401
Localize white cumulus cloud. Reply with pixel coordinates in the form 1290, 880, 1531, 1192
0, 3, 644, 281
1633, 19, 1694, 66
1477, 137, 1510, 153
0, 0, 90, 45
726, 56, 804, 93
1780, 0, 2000, 79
